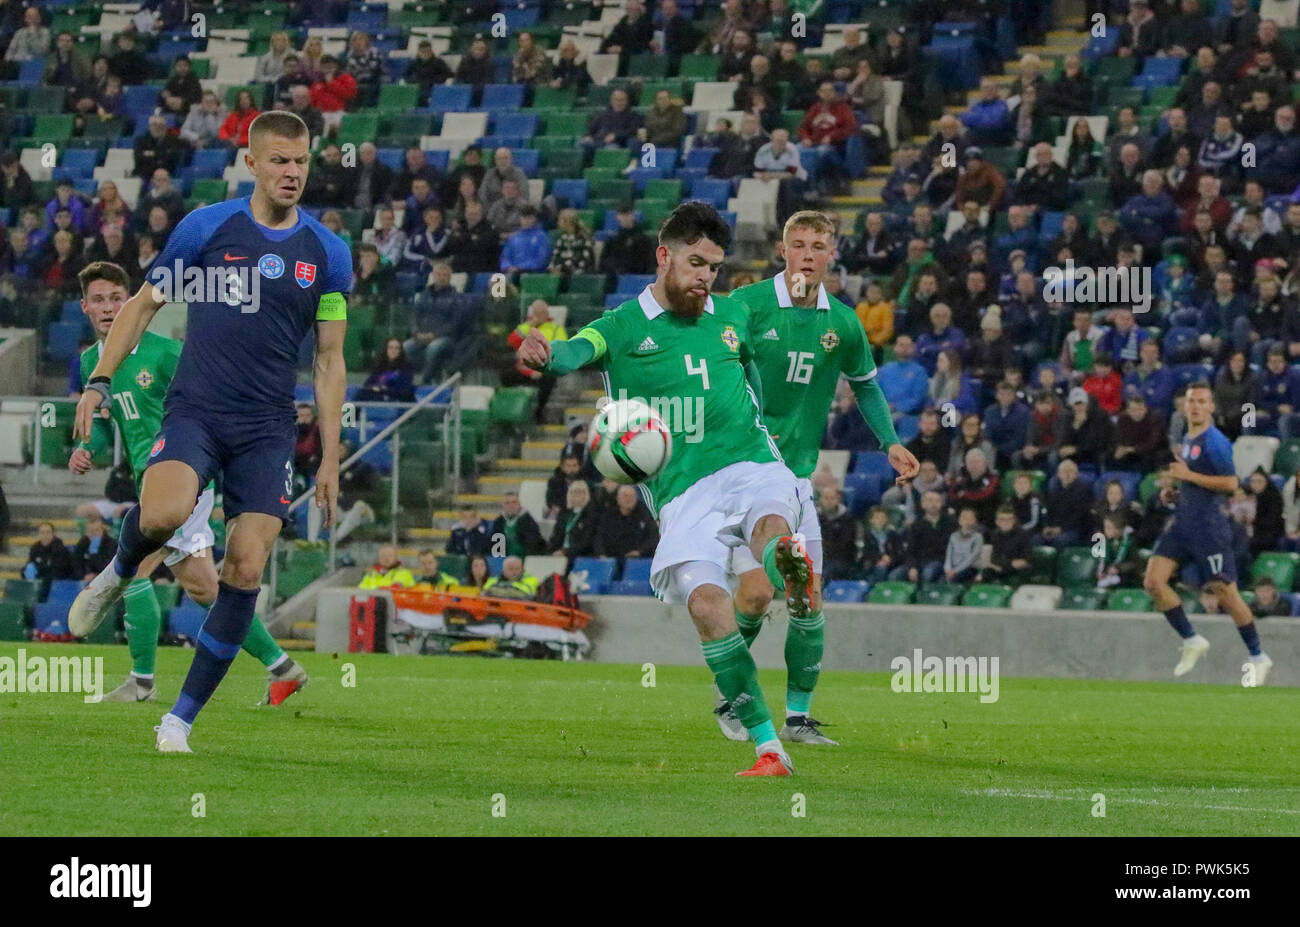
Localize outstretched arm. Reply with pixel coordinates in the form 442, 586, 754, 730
519, 327, 599, 375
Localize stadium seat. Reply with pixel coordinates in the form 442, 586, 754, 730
3, 579, 40, 609
1009, 584, 1063, 610
962, 584, 1014, 608
608, 580, 654, 596
45, 580, 82, 608
1272, 438, 1300, 476
1059, 587, 1106, 610
1250, 552, 1299, 590
32, 603, 69, 637
1028, 546, 1058, 584
1056, 547, 1097, 587
1106, 588, 1153, 612
867, 581, 915, 605
1095, 471, 1141, 501
570, 557, 617, 594
1234, 436, 1278, 479
916, 583, 964, 606
621, 558, 653, 583
480, 84, 525, 110
0, 601, 27, 641
430, 85, 474, 111
824, 580, 870, 603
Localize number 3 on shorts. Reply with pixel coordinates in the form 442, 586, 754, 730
1207, 553, 1223, 575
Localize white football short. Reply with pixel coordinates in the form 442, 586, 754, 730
163, 487, 216, 567
730, 477, 823, 576
650, 460, 801, 604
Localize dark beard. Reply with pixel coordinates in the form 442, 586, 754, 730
664, 277, 706, 318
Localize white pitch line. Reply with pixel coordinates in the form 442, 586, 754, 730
965, 788, 1300, 816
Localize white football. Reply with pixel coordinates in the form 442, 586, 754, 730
587, 399, 673, 485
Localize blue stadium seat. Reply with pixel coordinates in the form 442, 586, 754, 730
823, 580, 870, 603
1095, 470, 1141, 501
191, 148, 231, 175
487, 556, 506, 576
493, 112, 538, 138
60, 300, 83, 323
571, 557, 617, 593
414, 384, 452, 404
616, 274, 655, 292
621, 558, 653, 582
1037, 210, 1064, 242
843, 472, 887, 516
684, 147, 719, 170
608, 579, 654, 596
471, 272, 495, 292
32, 603, 69, 636
626, 167, 665, 193
478, 135, 522, 151
1138, 57, 1182, 86
377, 148, 404, 171
60, 149, 99, 176
481, 84, 525, 111
508, 148, 540, 175
346, 10, 387, 31
852, 451, 893, 477
895, 414, 920, 443
46, 321, 83, 363
503, 6, 539, 28
45, 580, 82, 607
1162, 327, 1199, 363
551, 179, 589, 207
430, 85, 473, 112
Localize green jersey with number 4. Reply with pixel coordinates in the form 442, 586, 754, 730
78, 331, 181, 491
732, 273, 880, 479
576, 288, 781, 515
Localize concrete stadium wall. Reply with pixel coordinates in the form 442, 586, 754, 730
0, 328, 37, 396
315, 590, 1300, 687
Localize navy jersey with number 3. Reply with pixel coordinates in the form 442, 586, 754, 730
147, 197, 352, 420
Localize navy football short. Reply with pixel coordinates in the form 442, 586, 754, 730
147, 408, 296, 522
1152, 517, 1237, 586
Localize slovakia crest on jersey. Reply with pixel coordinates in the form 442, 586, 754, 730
1190, 445, 1202, 459
294, 261, 317, 288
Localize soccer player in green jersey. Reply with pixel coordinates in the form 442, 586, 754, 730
726, 211, 920, 743
67, 262, 308, 705
518, 203, 812, 777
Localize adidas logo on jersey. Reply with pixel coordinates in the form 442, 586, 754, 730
763, 328, 780, 340
637, 337, 659, 352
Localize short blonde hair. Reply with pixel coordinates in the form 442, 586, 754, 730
782, 210, 837, 242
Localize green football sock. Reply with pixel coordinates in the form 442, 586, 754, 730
785, 608, 825, 716
702, 631, 773, 739
123, 578, 161, 678
241, 617, 287, 669
735, 607, 764, 648
760, 536, 786, 592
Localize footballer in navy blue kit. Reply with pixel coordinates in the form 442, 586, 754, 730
1144, 382, 1274, 685
69, 111, 350, 752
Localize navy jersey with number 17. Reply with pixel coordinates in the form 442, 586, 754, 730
146, 197, 352, 421
1174, 425, 1235, 525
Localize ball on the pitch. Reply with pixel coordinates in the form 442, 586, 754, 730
588, 399, 673, 485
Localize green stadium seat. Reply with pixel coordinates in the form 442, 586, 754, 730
545, 112, 589, 136
867, 580, 915, 605
378, 84, 420, 112
387, 112, 435, 138
337, 112, 380, 146
565, 274, 607, 299
1138, 470, 1163, 504
678, 55, 722, 80
0, 601, 27, 641
592, 148, 632, 170
190, 179, 228, 203
1056, 547, 1098, 587
1250, 552, 1299, 590
1059, 587, 1106, 610
1028, 546, 1058, 584
275, 567, 317, 601
643, 178, 683, 202
1092, 57, 1137, 84
520, 274, 561, 300
489, 387, 536, 427
4, 578, 41, 609
590, 178, 634, 201
916, 583, 964, 606
26, 86, 66, 113
34, 114, 76, 140
288, 545, 329, 575
1106, 587, 1153, 612
530, 135, 576, 152
962, 584, 1014, 608
1273, 438, 1300, 476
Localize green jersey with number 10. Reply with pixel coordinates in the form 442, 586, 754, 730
78, 331, 181, 492
731, 273, 881, 479
574, 287, 781, 516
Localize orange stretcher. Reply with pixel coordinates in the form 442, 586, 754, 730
390, 588, 592, 632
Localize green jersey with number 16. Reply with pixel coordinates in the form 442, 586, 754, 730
574, 287, 782, 516
731, 273, 881, 479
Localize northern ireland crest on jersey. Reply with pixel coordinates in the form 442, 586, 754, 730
721, 325, 740, 351
819, 329, 840, 352
134, 369, 154, 390
295, 261, 317, 288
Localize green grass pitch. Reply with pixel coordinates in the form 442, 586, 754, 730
2, 643, 1298, 836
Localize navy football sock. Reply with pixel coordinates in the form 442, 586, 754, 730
111, 504, 166, 579
171, 582, 260, 724
1237, 621, 1262, 657
1162, 605, 1196, 640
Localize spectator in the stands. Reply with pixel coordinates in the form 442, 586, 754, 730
550, 40, 592, 92
1253, 347, 1300, 438
855, 279, 894, 350
282, 83, 325, 142
72, 513, 117, 580
403, 262, 458, 384
358, 545, 415, 590
1044, 54, 1092, 117
967, 308, 1013, 386
1212, 349, 1255, 438
4, 6, 48, 62
980, 505, 1032, 585
0, 153, 34, 211
949, 448, 1001, 529
133, 169, 184, 229
448, 506, 492, 558
36, 231, 85, 298
85, 223, 136, 272
1082, 353, 1124, 415
601, 0, 653, 56
943, 506, 984, 583
255, 30, 293, 83
1197, 113, 1245, 187
45, 30, 90, 92
273, 54, 310, 102
1117, 0, 1160, 60
928, 347, 967, 410
713, 112, 768, 179
593, 485, 659, 561
642, 88, 688, 150
550, 481, 598, 560
1254, 106, 1300, 193
916, 303, 967, 375
24, 522, 73, 581
352, 242, 394, 302
414, 550, 460, 590
481, 148, 529, 211
1059, 388, 1115, 470
905, 408, 952, 473
984, 381, 1031, 470
455, 37, 494, 87
405, 40, 452, 105
1113, 393, 1168, 471
311, 55, 357, 113
862, 506, 905, 583
877, 333, 929, 416
135, 114, 189, 179
1250, 577, 1291, 617
486, 180, 526, 238
356, 338, 416, 404
549, 210, 596, 276
504, 299, 564, 417
1065, 117, 1103, 180
1037, 459, 1092, 548
960, 77, 1012, 148
898, 490, 955, 584
584, 88, 643, 151
717, 28, 756, 81
947, 412, 997, 480
499, 205, 551, 274
403, 204, 452, 273
1017, 389, 1066, 470
1247, 467, 1285, 554
448, 200, 500, 274
1120, 169, 1177, 256
180, 91, 226, 149
1015, 142, 1070, 211
160, 54, 201, 111
1188, 80, 1229, 142
303, 142, 355, 207
1059, 308, 1104, 377
491, 492, 546, 559
483, 557, 540, 599
953, 147, 1006, 213
798, 81, 856, 194
510, 30, 552, 85
218, 89, 261, 148
599, 206, 657, 276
